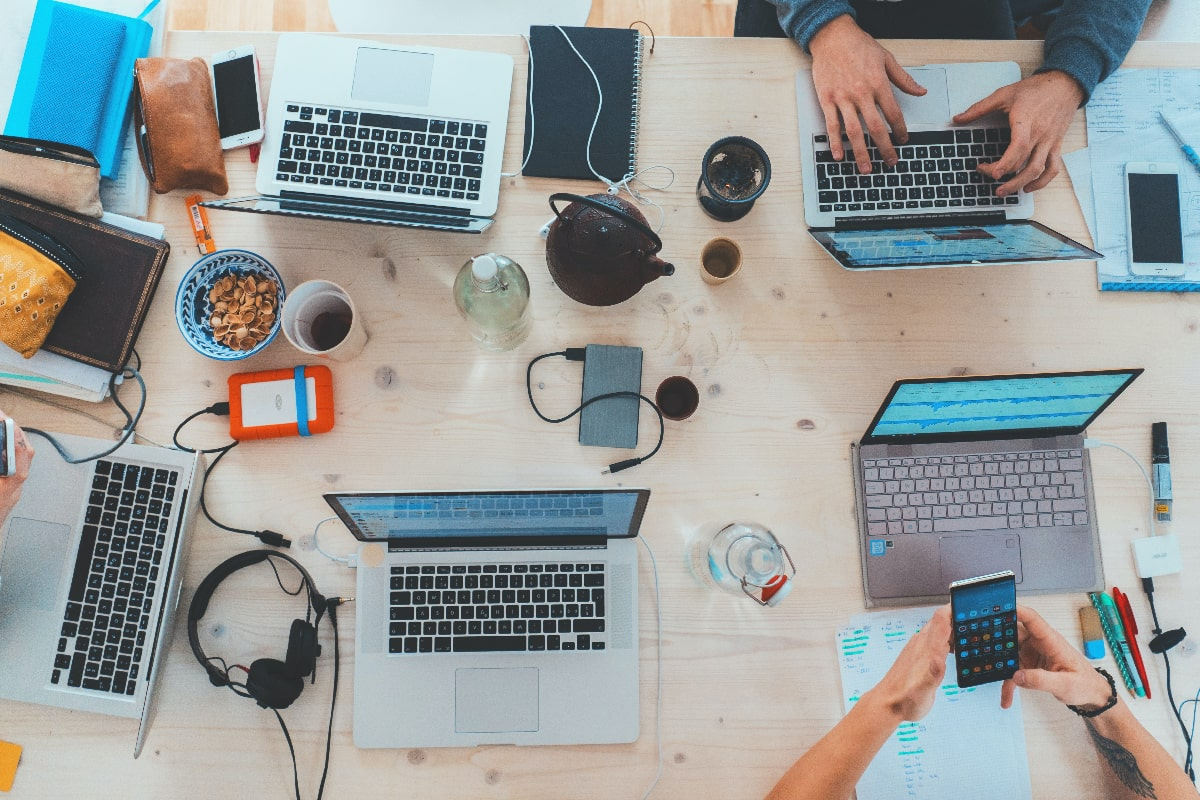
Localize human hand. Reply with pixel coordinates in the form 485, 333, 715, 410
1000, 606, 1114, 711
953, 70, 1084, 196
808, 14, 926, 173
0, 416, 34, 525
864, 605, 951, 724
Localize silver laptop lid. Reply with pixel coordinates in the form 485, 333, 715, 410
324, 489, 651, 549
862, 369, 1143, 446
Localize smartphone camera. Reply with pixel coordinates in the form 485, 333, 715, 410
950, 570, 1017, 688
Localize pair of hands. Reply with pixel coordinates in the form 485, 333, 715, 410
0, 415, 34, 526
869, 603, 1115, 725
809, 16, 1085, 197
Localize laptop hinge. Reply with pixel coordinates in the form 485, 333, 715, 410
833, 211, 1007, 231
279, 189, 472, 217
386, 535, 609, 552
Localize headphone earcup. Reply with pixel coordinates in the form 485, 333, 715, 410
246, 658, 304, 710
285, 619, 320, 679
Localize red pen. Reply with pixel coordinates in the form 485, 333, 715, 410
1113, 587, 1151, 699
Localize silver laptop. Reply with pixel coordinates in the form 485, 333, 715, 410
202, 33, 514, 233
851, 370, 1142, 607
0, 432, 201, 756
796, 61, 1101, 269
324, 488, 649, 748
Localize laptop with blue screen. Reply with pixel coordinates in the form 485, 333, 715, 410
850, 370, 1141, 607
323, 488, 649, 748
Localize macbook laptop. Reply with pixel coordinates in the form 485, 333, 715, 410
795, 61, 1101, 269
850, 369, 1142, 607
324, 488, 649, 748
202, 34, 514, 233
0, 432, 201, 756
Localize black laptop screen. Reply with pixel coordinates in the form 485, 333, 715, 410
811, 220, 1100, 269
864, 370, 1142, 443
325, 489, 649, 542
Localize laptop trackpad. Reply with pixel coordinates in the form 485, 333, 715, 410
0, 518, 72, 611
455, 668, 539, 734
895, 67, 950, 125
353, 48, 434, 107
939, 534, 1022, 586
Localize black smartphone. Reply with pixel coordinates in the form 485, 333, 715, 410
0, 418, 15, 477
950, 570, 1017, 688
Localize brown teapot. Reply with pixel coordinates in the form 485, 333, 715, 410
544, 193, 674, 306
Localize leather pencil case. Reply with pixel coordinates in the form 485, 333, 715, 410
0, 136, 103, 217
133, 57, 229, 195
0, 213, 84, 358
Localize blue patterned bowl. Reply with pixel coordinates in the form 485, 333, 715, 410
175, 249, 285, 361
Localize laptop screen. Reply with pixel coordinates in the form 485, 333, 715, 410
325, 489, 650, 544
863, 370, 1142, 444
811, 220, 1101, 269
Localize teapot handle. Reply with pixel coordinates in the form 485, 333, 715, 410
548, 193, 662, 254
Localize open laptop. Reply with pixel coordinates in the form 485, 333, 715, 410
0, 432, 201, 756
795, 62, 1102, 269
324, 488, 649, 748
850, 369, 1142, 607
202, 34, 514, 233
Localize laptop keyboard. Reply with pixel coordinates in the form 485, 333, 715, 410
862, 450, 1087, 535
51, 459, 179, 695
814, 128, 1019, 214
277, 104, 487, 202
389, 563, 607, 655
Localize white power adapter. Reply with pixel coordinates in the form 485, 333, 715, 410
1133, 533, 1183, 578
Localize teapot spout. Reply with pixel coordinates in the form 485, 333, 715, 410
645, 256, 675, 283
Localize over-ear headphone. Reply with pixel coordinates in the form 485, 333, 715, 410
187, 550, 326, 710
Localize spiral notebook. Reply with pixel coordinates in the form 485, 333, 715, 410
522, 25, 643, 183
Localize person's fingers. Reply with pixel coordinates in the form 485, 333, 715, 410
819, 99, 846, 161
1012, 667, 1077, 702
997, 142, 1049, 196
1000, 678, 1015, 710
1023, 147, 1062, 192
884, 56, 926, 98
953, 89, 1007, 124
863, 105, 899, 166
838, 105, 873, 174
986, 124, 1033, 182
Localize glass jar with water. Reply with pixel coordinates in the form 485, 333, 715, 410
689, 521, 795, 607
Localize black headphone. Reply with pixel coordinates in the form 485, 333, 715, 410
187, 550, 327, 710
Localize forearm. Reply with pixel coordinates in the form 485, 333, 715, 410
1084, 700, 1199, 800
1040, 0, 1152, 102
765, 694, 901, 800
766, 0, 855, 51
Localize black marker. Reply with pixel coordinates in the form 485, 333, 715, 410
1152, 422, 1172, 522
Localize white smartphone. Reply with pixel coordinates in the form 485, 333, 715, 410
0, 418, 15, 477
1125, 161, 1186, 277
209, 46, 265, 150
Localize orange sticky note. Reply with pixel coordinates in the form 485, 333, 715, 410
0, 740, 22, 792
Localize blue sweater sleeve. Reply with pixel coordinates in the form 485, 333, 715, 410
1038, 0, 1152, 102
768, 0, 855, 52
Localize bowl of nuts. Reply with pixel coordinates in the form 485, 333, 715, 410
175, 249, 284, 360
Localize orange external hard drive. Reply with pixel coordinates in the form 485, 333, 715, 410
228, 365, 334, 441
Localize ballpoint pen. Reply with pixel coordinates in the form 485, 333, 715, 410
1096, 591, 1146, 698
1159, 113, 1200, 180
1112, 587, 1151, 699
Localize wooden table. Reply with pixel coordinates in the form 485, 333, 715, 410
2, 32, 1199, 800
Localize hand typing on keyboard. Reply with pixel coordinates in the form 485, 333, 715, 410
952, 71, 1085, 197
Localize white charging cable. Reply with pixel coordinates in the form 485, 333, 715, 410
1084, 438, 1157, 537
312, 516, 354, 566
639, 535, 664, 800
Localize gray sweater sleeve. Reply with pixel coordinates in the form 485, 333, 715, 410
1038, 0, 1152, 102
768, 0, 1150, 101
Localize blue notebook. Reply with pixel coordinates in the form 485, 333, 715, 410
5, 1, 154, 179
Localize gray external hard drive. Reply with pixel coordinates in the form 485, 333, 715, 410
579, 344, 642, 449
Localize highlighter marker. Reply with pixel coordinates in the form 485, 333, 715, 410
1152, 422, 1172, 522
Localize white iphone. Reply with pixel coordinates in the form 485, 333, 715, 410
209, 46, 265, 150
1125, 161, 1186, 277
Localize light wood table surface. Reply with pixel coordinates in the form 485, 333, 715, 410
2, 32, 1199, 800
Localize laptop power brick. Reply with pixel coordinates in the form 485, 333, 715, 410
228, 365, 335, 441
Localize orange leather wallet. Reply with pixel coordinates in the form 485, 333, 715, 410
133, 57, 228, 196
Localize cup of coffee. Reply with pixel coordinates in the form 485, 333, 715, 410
701, 237, 742, 284
655, 376, 700, 421
281, 279, 368, 361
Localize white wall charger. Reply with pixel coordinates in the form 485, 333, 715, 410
1133, 532, 1183, 578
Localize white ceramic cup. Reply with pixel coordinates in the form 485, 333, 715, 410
281, 279, 368, 361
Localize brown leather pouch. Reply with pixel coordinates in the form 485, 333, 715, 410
133, 57, 228, 195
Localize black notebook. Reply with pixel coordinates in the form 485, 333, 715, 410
522, 26, 644, 182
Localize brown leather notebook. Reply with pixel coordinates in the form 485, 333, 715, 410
0, 189, 170, 372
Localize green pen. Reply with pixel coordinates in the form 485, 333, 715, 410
1097, 592, 1146, 698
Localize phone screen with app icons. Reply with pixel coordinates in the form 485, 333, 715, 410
950, 571, 1018, 688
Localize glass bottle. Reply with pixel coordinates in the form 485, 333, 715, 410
452, 253, 531, 351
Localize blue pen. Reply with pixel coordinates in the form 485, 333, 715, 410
1159, 113, 1200, 179
1098, 592, 1146, 698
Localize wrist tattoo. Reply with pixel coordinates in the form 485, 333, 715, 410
1084, 719, 1156, 799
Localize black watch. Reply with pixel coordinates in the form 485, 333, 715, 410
1067, 667, 1118, 718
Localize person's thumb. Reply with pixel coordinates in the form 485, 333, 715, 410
1013, 668, 1076, 703
885, 57, 926, 97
